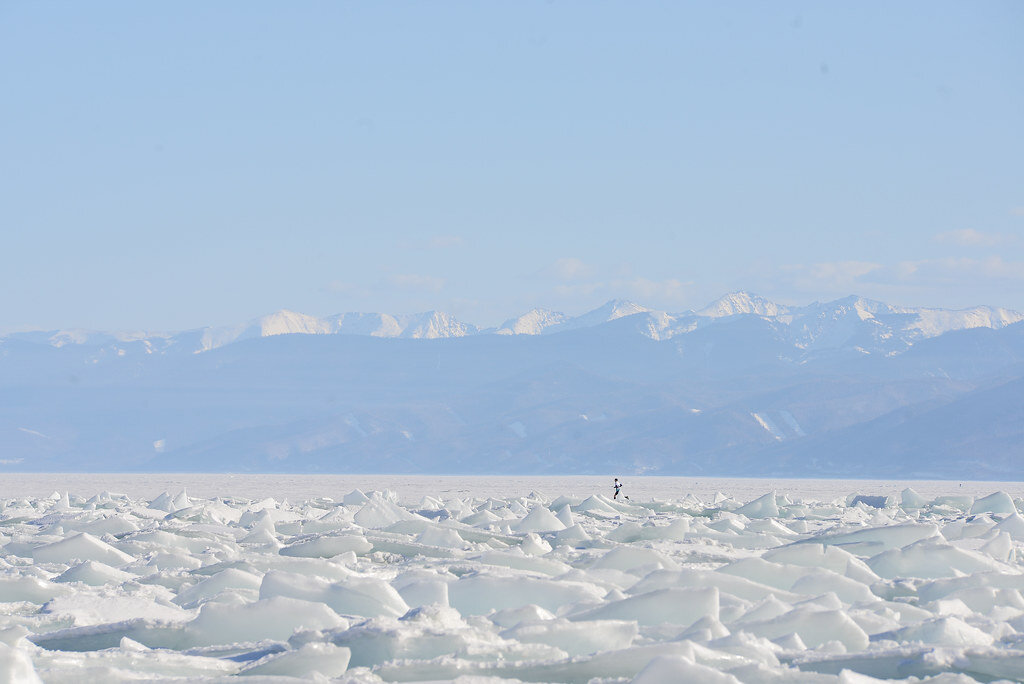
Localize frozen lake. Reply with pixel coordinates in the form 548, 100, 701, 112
2, 475, 1024, 681
4, 473, 1022, 503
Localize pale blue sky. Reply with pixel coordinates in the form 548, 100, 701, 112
2, 2, 1022, 331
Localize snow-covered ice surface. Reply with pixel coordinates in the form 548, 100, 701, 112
2, 476, 1024, 683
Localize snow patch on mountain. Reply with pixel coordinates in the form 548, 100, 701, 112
546, 300, 651, 334
496, 309, 569, 335
199, 310, 333, 351
751, 412, 785, 440
778, 410, 807, 437
631, 311, 678, 341
395, 311, 477, 339
904, 305, 1024, 339
329, 312, 404, 338
698, 292, 790, 319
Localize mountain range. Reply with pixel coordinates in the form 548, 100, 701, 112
8, 291, 1021, 353
3, 292, 1023, 478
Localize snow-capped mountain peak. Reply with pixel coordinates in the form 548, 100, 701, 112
395, 311, 477, 339
257, 310, 333, 337
198, 309, 332, 351
496, 309, 569, 335
6, 294, 1023, 357
599, 299, 650, 321
698, 292, 789, 319
903, 305, 1024, 339
576, 299, 649, 324
328, 312, 403, 338
538, 300, 651, 335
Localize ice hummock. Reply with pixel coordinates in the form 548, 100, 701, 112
1, 482, 1024, 681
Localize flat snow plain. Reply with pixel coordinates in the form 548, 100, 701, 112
2, 476, 1024, 683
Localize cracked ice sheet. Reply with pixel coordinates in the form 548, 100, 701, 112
0, 477, 1022, 682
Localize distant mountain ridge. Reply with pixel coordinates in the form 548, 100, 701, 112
5, 292, 1024, 478
5, 292, 1022, 357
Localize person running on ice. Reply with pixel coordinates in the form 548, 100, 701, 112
613, 478, 622, 500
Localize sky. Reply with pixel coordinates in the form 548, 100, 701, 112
2, 1, 1022, 332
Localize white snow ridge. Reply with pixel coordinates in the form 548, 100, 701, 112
11, 291, 1021, 354
3, 483, 1024, 681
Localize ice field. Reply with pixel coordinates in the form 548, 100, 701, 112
2, 476, 1024, 682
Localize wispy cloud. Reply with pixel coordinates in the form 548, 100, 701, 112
774, 256, 1024, 307
610, 277, 692, 304
809, 261, 881, 281
780, 261, 882, 293
896, 256, 1024, 282
321, 273, 446, 300
934, 228, 1011, 247
320, 280, 363, 295
543, 271, 694, 311
552, 281, 603, 297
543, 257, 595, 282
388, 273, 445, 292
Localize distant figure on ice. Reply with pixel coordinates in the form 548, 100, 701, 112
613, 478, 622, 500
